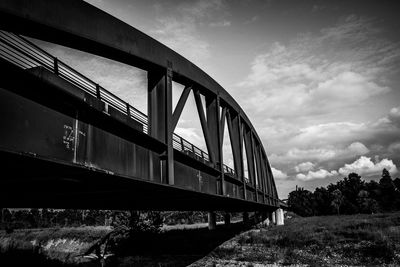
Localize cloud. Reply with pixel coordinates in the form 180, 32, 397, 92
177, 0, 225, 19
152, 16, 210, 64
390, 107, 400, 117
290, 154, 398, 182
389, 106, 400, 127
174, 127, 206, 150
338, 156, 398, 176
244, 15, 259, 25
209, 20, 231, 27
388, 142, 400, 153
311, 5, 325, 13
238, 15, 398, 119
296, 169, 338, 181
151, 0, 228, 65
312, 71, 389, 105
271, 167, 288, 180
294, 162, 315, 172
271, 142, 369, 165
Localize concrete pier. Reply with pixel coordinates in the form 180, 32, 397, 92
276, 208, 284, 226
208, 211, 216, 230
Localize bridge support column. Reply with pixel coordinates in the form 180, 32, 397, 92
148, 65, 174, 185
276, 208, 284, 226
208, 211, 217, 230
224, 212, 231, 226
271, 211, 276, 225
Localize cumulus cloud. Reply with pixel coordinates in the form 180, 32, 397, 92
271, 167, 288, 180
296, 169, 338, 181
292, 155, 398, 181
338, 156, 398, 176
294, 162, 315, 172
267, 105, 400, 189
271, 142, 369, 165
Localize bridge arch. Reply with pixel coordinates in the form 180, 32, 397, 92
0, 0, 279, 211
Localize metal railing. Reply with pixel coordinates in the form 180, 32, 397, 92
172, 133, 210, 162
0, 31, 149, 133
0, 30, 236, 174
223, 165, 235, 176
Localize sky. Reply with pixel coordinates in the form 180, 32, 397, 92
31, 0, 400, 198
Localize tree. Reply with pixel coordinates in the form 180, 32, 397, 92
357, 190, 379, 214
331, 189, 344, 215
287, 170, 400, 217
379, 168, 396, 211
313, 187, 332, 215
328, 173, 364, 214
393, 178, 400, 191
365, 179, 381, 208
288, 188, 315, 216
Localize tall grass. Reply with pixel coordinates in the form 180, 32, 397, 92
202, 212, 400, 266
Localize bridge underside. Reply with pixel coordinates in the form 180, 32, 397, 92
0, 149, 272, 211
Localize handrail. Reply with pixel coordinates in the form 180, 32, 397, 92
0, 30, 237, 175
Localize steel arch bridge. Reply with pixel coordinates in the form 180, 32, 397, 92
0, 0, 280, 214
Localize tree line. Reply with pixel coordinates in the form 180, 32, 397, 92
0, 208, 231, 231
288, 168, 400, 216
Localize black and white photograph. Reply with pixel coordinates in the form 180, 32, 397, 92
0, 0, 400, 266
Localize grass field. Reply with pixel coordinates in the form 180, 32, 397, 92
192, 212, 400, 266
0, 226, 111, 266
0, 222, 247, 266
3, 213, 400, 266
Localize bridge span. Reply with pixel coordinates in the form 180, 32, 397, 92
0, 0, 282, 220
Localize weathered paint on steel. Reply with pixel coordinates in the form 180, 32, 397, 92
224, 182, 241, 199
0, 87, 75, 162
174, 161, 217, 194
0, 87, 152, 181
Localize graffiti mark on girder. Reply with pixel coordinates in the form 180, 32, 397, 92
63, 124, 75, 151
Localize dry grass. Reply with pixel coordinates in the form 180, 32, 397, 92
193, 212, 400, 266
0, 226, 111, 243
